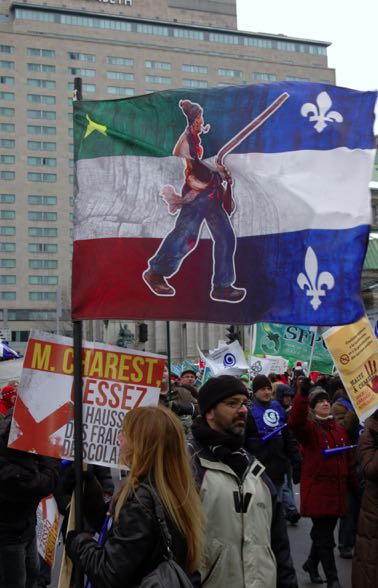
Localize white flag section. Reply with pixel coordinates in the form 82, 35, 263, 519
36, 496, 60, 568
204, 340, 249, 376
249, 356, 275, 377
7, 331, 166, 467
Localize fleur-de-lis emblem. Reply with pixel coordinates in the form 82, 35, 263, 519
297, 247, 335, 310
301, 91, 343, 133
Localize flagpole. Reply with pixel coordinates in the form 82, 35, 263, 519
72, 77, 84, 588
166, 321, 172, 399
308, 325, 318, 375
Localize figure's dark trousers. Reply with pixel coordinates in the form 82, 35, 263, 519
149, 192, 236, 288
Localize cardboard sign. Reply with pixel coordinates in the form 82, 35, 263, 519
323, 316, 378, 421
8, 331, 166, 467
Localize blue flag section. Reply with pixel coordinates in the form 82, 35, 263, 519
72, 82, 377, 326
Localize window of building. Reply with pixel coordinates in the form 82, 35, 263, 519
28, 243, 57, 253
0, 45, 15, 54
107, 56, 133, 66
27, 172, 57, 182
27, 110, 56, 120
0, 123, 15, 132
136, 24, 168, 36
68, 52, 96, 62
29, 291, 56, 301
0, 275, 16, 284
29, 259, 57, 269
27, 48, 55, 58
69, 197, 74, 207
0, 155, 15, 164
0, 76, 14, 85
28, 227, 57, 237
173, 28, 204, 40
68, 67, 96, 77
0, 107, 14, 116
107, 86, 134, 96
0, 259, 16, 267
27, 125, 56, 135
27, 63, 55, 73
145, 61, 171, 71
276, 41, 296, 52
0, 91, 14, 100
67, 82, 96, 93
286, 76, 309, 81
243, 37, 273, 49
0, 210, 15, 220
218, 68, 242, 78
0, 242, 15, 252
0, 60, 14, 70
27, 156, 56, 167
28, 211, 57, 221
182, 79, 208, 88
107, 71, 134, 81
182, 64, 208, 74
0, 227, 15, 235
0, 139, 15, 149
27, 94, 56, 105
29, 275, 58, 285
28, 311, 56, 320
144, 75, 171, 85
252, 72, 277, 82
0, 194, 15, 204
27, 79, 56, 89
28, 195, 57, 205
0, 292, 16, 300
209, 33, 239, 45
27, 141, 56, 152
0, 171, 15, 180
68, 144, 73, 153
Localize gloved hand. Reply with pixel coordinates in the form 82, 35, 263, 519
299, 377, 312, 397
65, 530, 93, 558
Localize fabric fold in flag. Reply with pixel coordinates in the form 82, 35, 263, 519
72, 81, 377, 325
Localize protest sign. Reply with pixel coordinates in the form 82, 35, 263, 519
36, 495, 60, 568
8, 331, 166, 467
323, 316, 378, 421
249, 356, 274, 377
253, 322, 334, 374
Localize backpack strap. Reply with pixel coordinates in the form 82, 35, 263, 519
139, 483, 173, 560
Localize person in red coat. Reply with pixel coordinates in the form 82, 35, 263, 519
289, 380, 357, 588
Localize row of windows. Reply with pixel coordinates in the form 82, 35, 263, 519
1, 195, 58, 205
29, 276, 58, 285
15, 9, 327, 56
0, 47, 55, 58
0, 291, 58, 301
0, 245, 62, 254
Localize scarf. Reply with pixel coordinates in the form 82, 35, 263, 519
192, 416, 250, 479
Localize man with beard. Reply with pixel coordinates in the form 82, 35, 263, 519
190, 375, 297, 588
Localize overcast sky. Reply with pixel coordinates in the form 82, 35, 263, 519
236, 0, 377, 92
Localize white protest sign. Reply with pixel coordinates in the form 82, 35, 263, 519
249, 355, 274, 377
205, 340, 248, 376
8, 331, 166, 467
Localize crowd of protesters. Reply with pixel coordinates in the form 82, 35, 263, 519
0, 361, 377, 588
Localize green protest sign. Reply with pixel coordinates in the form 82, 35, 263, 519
252, 323, 334, 375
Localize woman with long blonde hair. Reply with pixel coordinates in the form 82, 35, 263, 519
66, 405, 204, 588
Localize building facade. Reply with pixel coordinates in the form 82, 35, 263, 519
0, 0, 335, 358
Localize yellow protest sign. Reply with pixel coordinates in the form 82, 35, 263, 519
323, 316, 378, 421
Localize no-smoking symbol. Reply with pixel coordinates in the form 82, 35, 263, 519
340, 354, 349, 365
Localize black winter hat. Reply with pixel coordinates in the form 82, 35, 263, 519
252, 375, 272, 394
198, 375, 249, 416
275, 383, 294, 401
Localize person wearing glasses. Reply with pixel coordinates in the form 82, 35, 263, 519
190, 375, 298, 588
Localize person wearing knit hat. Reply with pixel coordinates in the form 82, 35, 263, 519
252, 374, 272, 396
143, 96, 246, 304
190, 375, 298, 587
289, 378, 358, 587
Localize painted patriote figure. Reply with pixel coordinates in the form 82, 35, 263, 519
143, 99, 246, 303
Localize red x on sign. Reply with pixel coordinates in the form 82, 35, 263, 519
9, 397, 73, 458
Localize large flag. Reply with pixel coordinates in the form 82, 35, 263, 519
72, 82, 376, 325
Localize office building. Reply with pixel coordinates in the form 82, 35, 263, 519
0, 0, 335, 357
